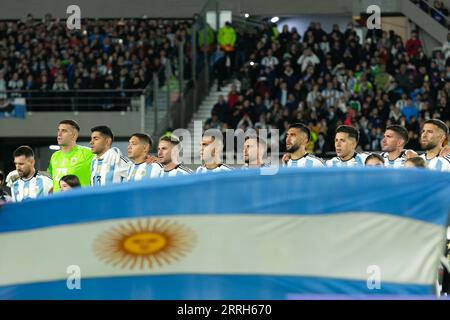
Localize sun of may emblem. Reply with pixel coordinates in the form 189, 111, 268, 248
93, 219, 196, 270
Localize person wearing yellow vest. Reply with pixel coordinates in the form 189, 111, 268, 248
217, 21, 236, 82
217, 21, 236, 51
198, 23, 215, 53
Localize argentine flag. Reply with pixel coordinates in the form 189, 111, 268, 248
0, 168, 449, 299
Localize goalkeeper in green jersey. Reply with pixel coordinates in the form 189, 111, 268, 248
48, 120, 94, 192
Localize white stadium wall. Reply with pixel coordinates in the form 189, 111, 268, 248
0, 112, 141, 138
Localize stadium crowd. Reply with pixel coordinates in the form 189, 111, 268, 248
412, 0, 450, 26
206, 20, 450, 158
0, 16, 191, 110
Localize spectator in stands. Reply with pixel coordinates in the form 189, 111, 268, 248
217, 21, 237, 81
405, 31, 422, 58
402, 98, 419, 124
0, 18, 190, 111
432, 0, 449, 25
297, 48, 320, 73
442, 32, 450, 60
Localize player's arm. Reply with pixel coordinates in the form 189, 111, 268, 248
118, 155, 131, 181
440, 146, 450, 157
281, 153, 290, 165
146, 154, 159, 164
43, 177, 53, 195
404, 149, 419, 159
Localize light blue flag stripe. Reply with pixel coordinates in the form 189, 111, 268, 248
0, 168, 449, 233
0, 275, 434, 300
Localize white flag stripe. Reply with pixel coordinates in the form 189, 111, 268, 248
0, 213, 443, 287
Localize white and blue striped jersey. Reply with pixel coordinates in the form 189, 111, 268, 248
419, 154, 450, 172
242, 163, 272, 169
284, 154, 325, 168
11, 172, 53, 202
381, 151, 408, 168
127, 162, 163, 182
160, 164, 193, 178
326, 153, 368, 167
196, 164, 233, 173
91, 147, 131, 186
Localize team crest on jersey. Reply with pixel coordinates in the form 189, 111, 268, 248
70, 157, 78, 165
93, 219, 197, 270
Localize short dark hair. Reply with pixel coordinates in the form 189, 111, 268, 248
159, 134, 181, 146
365, 153, 384, 165
336, 125, 360, 142
59, 119, 80, 132
386, 125, 409, 145
405, 157, 427, 168
131, 133, 153, 148
424, 119, 449, 135
60, 175, 81, 188
288, 123, 311, 142
13, 145, 34, 159
202, 130, 220, 141
91, 126, 114, 142
245, 134, 267, 148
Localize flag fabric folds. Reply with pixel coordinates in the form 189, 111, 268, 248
0, 168, 449, 299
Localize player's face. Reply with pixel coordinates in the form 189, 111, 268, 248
90, 132, 110, 155
57, 124, 76, 146
128, 136, 148, 161
244, 138, 259, 164
382, 130, 401, 152
285, 128, 304, 153
157, 141, 173, 165
14, 155, 34, 178
59, 180, 72, 192
335, 132, 356, 158
420, 124, 444, 151
200, 136, 215, 163
365, 158, 384, 167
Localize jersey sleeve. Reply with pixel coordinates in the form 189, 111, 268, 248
47, 154, 54, 178
148, 163, 163, 178
43, 177, 53, 195
11, 183, 18, 202
113, 148, 131, 182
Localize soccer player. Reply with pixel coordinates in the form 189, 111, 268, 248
90, 126, 131, 186
196, 132, 232, 173
48, 120, 94, 192
283, 123, 325, 167
419, 119, 450, 171
365, 153, 385, 167
243, 135, 269, 168
11, 146, 53, 202
127, 133, 163, 181
380, 125, 416, 168
157, 135, 193, 177
326, 125, 368, 167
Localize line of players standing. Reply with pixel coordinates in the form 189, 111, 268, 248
1, 118, 449, 204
